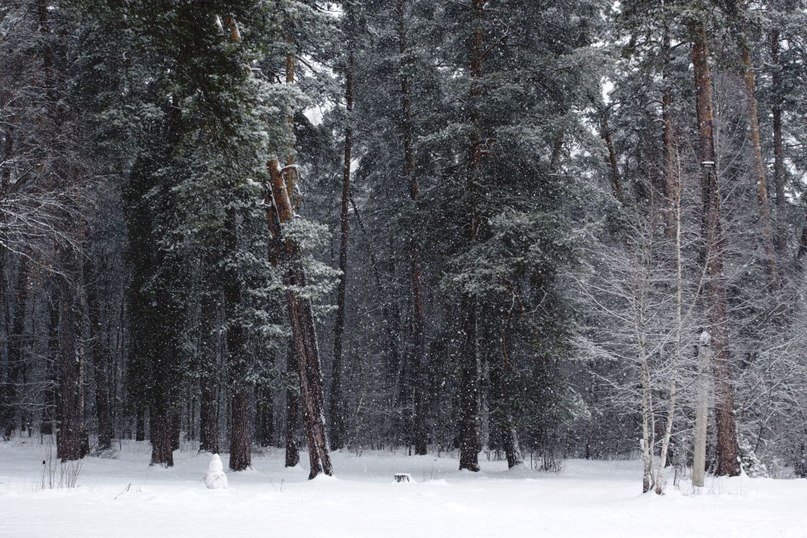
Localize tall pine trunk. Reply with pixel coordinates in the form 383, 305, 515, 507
769, 31, 787, 255
84, 258, 113, 451
284, 346, 300, 467
256, 382, 274, 447
329, 40, 355, 452
457, 0, 487, 473
740, 44, 779, 288
135, 403, 146, 442
458, 294, 480, 472
489, 318, 523, 469
599, 112, 624, 202
56, 245, 84, 462
2, 257, 29, 438
149, 401, 173, 466
397, 0, 429, 456
41, 291, 59, 436
662, 29, 678, 240
198, 289, 220, 453
691, 24, 740, 477
229, 390, 251, 470
225, 209, 251, 471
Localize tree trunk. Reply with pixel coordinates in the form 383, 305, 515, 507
639, 330, 654, 493
458, 295, 481, 472
265, 30, 333, 477
198, 290, 220, 453
170, 409, 181, 451
268, 157, 333, 479
656, 129, 682, 494
40, 291, 59, 436
691, 25, 741, 477
798, 214, 807, 261
397, 0, 429, 456
741, 44, 779, 288
692, 332, 712, 488
224, 208, 251, 471
265, 165, 301, 468
329, 41, 355, 452
284, 346, 300, 467
600, 113, 624, 203
135, 403, 145, 442
661, 30, 678, 239
769, 31, 787, 255
457, 0, 487, 473
256, 382, 274, 447
2, 257, 29, 439
56, 245, 84, 462
229, 390, 251, 470
489, 320, 523, 469
653, 382, 676, 494
149, 402, 173, 467
84, 258, 113, 451
0, 129, 12, 438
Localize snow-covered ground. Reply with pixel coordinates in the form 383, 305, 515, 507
1, 438, 805, 537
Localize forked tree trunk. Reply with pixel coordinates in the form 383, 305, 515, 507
265, 170, 300, 467
740, 44, 779, 288
268, 158, 333, 479
691, 25, 741, 477
397, 0, 429, 456
261, 27, 331, 475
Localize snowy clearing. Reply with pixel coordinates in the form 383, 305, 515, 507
1, 439, 805, 537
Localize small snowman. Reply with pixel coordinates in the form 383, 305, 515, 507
205, 454, 228, 490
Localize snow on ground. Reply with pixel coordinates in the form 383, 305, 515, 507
1, 438, 805, 537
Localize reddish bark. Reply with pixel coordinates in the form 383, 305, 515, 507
691, 26, 740, 477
